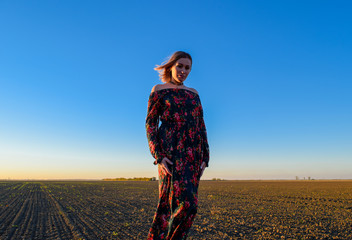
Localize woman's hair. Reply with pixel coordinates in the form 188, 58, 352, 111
154, 51, 192, 83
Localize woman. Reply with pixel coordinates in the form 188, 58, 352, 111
146, 51, 209, 240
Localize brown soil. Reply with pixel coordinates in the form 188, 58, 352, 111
0, 180, 351, 239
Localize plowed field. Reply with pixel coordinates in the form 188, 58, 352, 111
0, 180, 351, 239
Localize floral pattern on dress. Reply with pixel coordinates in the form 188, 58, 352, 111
146, 88, 210, 240
146, 88, 209, 167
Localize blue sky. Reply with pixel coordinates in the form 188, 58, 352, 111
1, 1, 351, 180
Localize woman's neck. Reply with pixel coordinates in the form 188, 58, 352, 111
169, 79, 184, 86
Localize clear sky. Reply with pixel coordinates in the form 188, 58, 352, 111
1, 1, 351, 180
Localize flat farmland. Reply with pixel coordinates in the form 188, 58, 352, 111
0, 181, 352, 240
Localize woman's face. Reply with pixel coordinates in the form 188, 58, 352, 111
171, 58, 192, 84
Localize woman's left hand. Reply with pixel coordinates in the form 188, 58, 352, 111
200, 162, 207, 177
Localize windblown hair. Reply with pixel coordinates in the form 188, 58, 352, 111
154, 51, 192, 83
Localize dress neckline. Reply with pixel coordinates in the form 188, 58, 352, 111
151, 88, 199, 96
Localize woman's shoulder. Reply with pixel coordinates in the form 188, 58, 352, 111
150, 83, 199, 95
151, 83, 175, 93
185, 87, 198, 95
150, 84, 164, 93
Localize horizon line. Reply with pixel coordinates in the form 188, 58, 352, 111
1, 178, 352, 181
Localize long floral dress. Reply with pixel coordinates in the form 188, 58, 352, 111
146, 88, 209, 240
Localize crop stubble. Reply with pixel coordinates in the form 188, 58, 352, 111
0, 180, 351, 239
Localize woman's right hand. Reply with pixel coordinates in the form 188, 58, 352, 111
160, 157, 173, 175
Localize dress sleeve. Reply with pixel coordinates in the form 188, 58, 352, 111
146, 91, 166, 165
199, 102, 210, 167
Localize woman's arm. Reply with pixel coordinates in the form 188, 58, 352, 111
146, 88, 166, 165
199, 102, 210, 167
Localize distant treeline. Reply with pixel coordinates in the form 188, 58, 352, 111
211, 178, 225, 181
102, 177, 157, 181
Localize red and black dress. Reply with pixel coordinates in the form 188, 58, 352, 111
146, 88, 209, 240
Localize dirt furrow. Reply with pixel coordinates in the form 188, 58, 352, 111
0, 188, 28, 235
4, 197, 30, 239
17, 184, 46, 240
11, 189, 35, 239
41, 184, 82, 239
